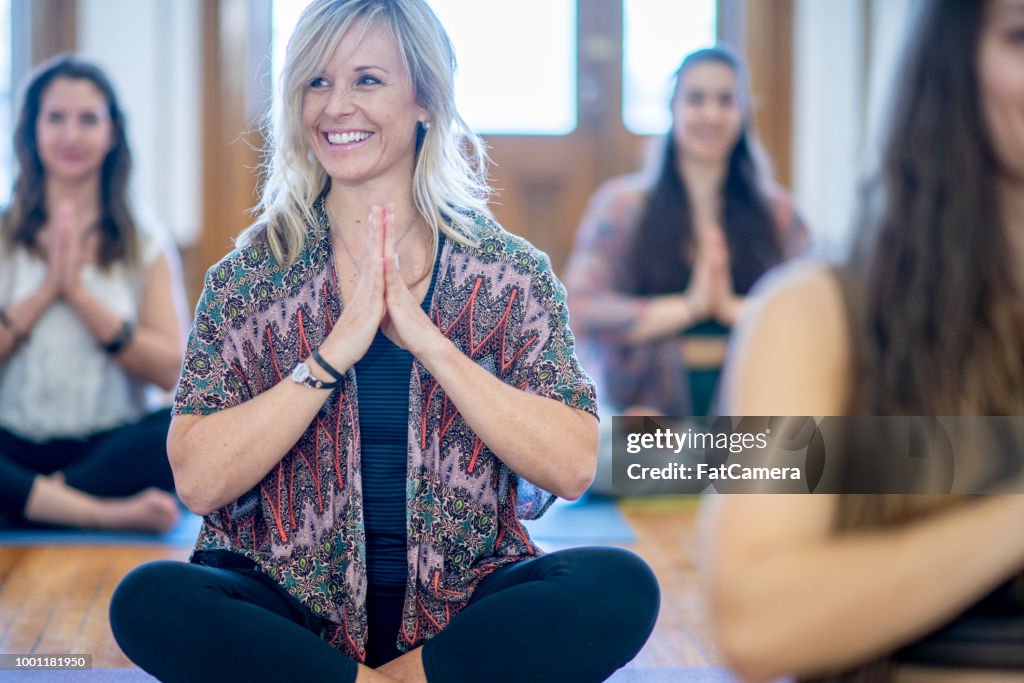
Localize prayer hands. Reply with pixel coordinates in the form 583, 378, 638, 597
43, 200, 97, 303
319, 206, 387, 370
686, 227, 742, 326
319, 204, 443, 373
379, 205, 442, 357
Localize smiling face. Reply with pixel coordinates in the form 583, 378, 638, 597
671, 61, 744, 165
35, 77, 113, 185
979, 0, 1024, 184
301, 20, 428, 192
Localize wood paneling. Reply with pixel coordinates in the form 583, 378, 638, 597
199, 0, 272, 276
29, 0, 76, 66
744, 0, 794, 187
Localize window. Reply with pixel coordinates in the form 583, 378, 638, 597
271, 0, 304, 94
622, 0, 717, 135
426, 0, 575, 135
271, 0, 577, 136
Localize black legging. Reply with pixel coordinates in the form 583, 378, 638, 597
0, 408, 176, 518
110, 546, 660, 682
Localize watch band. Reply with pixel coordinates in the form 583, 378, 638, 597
291, 361, 338, 390
103, 320, 136, 355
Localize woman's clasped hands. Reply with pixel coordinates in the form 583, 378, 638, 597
319, 204, 443, 374
41, 199, 97, 305
684, 226, 743, 326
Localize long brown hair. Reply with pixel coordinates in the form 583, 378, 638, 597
819, 1, 1024, 680
627, 47, 783, 298
849, 0, 1024, 416
2, 54, 139, 267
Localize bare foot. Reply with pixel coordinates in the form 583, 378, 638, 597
94, 488, 181, 534
24, 477, 181, 532
355, 665, 404, 682
375, 647, 426, 682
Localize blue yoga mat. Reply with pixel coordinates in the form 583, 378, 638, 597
0, 511, 203, 547
523, 495, 636, 542
0, 495, 633, 547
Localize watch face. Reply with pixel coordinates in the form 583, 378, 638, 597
292, 362, 311, 383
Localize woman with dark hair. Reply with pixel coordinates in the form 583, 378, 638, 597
566, 46, 808, 418
0, 55, 185, 532
704, 0, 1024, 680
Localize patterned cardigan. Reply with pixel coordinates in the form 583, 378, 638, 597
173, 199, 598, 661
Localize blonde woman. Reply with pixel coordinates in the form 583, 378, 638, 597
110, 1, 658, 681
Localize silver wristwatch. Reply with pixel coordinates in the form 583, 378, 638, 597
291, 361, 336, 390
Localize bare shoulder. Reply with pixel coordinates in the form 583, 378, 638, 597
704, 265, 847, 568
748, 260, 847, 335
722, 261, 851, 416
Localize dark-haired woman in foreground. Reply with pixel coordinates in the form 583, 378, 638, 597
0, 55, 184, 532
566, 46, 808, 418
704, 0, 1024, 680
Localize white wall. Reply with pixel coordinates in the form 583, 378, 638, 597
792, 0, 865, 257
76, 0, 201, 246
791, 0, 918, 258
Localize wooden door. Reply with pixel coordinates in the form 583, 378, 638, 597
482, 0, 634, 275
481, 0, 792, 277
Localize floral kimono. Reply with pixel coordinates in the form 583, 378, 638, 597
174, 199, 598, 660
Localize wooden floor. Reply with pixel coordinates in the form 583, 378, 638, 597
0, 499, 718, 669
619, 498, 720, 668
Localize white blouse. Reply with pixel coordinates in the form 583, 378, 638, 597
0, 224, 166, 442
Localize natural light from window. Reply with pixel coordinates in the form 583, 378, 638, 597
623, 0, 717, 135
272, 0, 577, 136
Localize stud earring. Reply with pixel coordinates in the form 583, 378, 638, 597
421, 120, 431, 131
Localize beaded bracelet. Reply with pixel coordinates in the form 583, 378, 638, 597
103, 320, 136, 355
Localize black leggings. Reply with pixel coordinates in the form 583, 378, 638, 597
0, 408, 176, 518
110, 546, 660, 682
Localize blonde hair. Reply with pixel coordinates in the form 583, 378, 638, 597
240, 0, 492, 266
